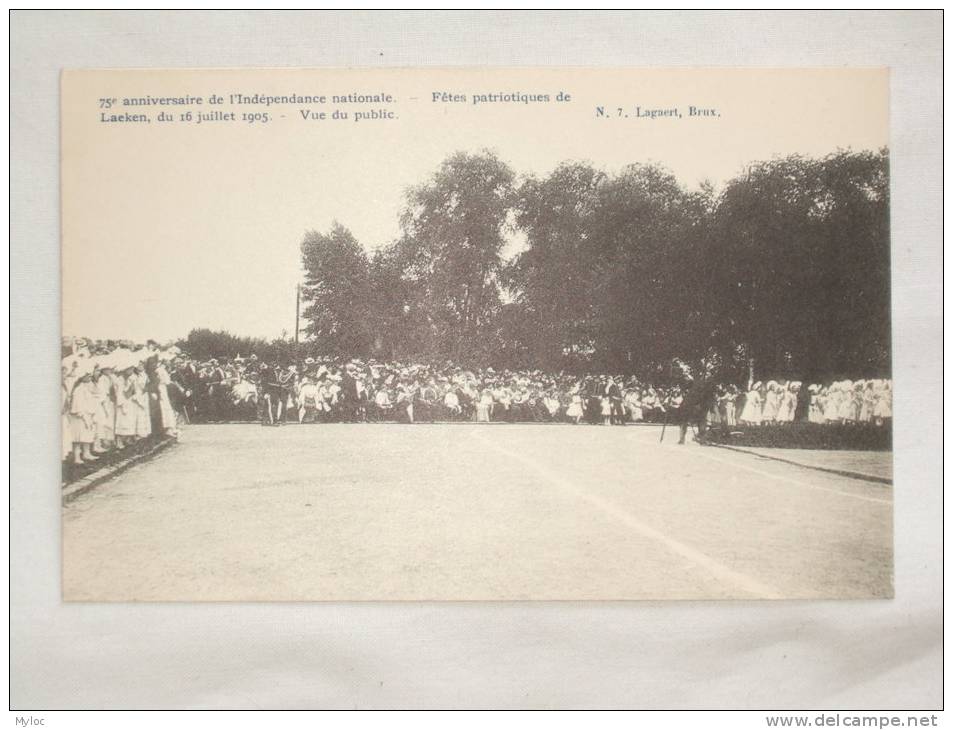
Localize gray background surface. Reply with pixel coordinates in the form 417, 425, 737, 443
11, 10, 942, 709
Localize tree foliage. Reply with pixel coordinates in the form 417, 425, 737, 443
300, 222, 373, 357
294, 148, 890, 382
177, 328, 286, 362
390, 150, 516, 362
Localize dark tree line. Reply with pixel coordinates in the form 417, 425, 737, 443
293, 147, 889, 382
177, 328, 297, 364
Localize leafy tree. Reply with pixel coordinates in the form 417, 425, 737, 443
584, 163, 713, 373
710, 149, 889, 381
390, 150, 516, 363
177, 328, 272, 362
508, 162, 605, 369
510, 162, 712, 375
280, 148, 890, 383
299, 222, 374, 357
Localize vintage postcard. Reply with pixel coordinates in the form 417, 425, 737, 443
60, 67, 891, 601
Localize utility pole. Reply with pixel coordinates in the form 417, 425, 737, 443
294, 283, 300, 360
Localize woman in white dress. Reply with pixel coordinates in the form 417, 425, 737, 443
114, 367, 138, 447
68, 369, 99, 465
444, 388, 462, 419
778, 382, 798, 423
600, 395, 612, 425
476, 388, 494, 423
624, 388, 643, 422
807, 384, 824, 423
297, 377, 321, 423
873, 380, 892, 425
739, 382, 763, 425
836, 380, 856, 423
859, 380, 877, 424
93, 364, 117, 453
850, 381, 865, 423
761, 381, 781, 423
154, 360, 178, 435
373, 386, 393, 421
719, 387, 737, 427
822, 383, 839, 423
566, 393, 584, 424
133, 366, 152, 438
61, 375, 73, 461
396, 382, 415, 423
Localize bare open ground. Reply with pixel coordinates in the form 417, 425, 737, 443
62, 423, 893, 601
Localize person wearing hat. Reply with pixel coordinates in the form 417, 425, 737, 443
789, 381, 808, 423
674, 374, 718, 445
132, 363, 153, 439
804, 384, 821, 423
260, 362, 286, 425
599, 390, 613, 425
61, 364, 73, 462
566, 390, 584, 424
623, 386, 643, 423
153, 356, 179, 436
278, 364, 299, 422
778, 381, 799, 424
373, 384, 394, 421
638, 387, 658, 422
68, 364, 100, 465
761, 381, 781, 424
203, 358, 227, 423
739, 381, 763, 426
440, 384, 460, 420
337, 363, 360, 422
114, 361, 139, 447
296, 372, 322, 424
416, 377, 438, 422
836, 380, 856, 424
93, 359, 117, 454
606, 376, 625, 425
475, 386, 493, 423
395, 380, 416, 423
850, 380, 865, 423
175, 358, 200, 423
873, 379, 892, 426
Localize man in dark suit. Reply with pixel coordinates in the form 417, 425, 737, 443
606, 377, 626, 425
339, 363, 361, 422
261, 363, 285, 425
204, 358, 227, 422
676, 376, 718, 444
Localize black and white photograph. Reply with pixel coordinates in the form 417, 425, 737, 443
58, 66, 894, 602
11, 9, 944, 714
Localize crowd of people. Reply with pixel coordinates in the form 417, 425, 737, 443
733, 379, 893, 427
61, 338, 893, 466
61, 340, 180, 466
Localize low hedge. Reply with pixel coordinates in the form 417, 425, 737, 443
706, 421, 892, 451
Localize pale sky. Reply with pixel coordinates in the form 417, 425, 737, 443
62, 67, 888, 343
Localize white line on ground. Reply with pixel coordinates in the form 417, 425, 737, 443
472, 429, 784, 600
